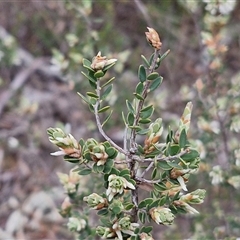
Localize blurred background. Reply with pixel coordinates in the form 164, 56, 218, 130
0, 0, 240, 239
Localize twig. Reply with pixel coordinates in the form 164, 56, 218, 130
130, 49, 160, 148
94, 80, 127, 155
140, 161, 154, 178
132, 148, 190, 162
135, 176, 162, 184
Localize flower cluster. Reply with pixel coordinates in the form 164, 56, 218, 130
175, 102, 193, 142
47, 128, 81, 158
144, 118, 163, 154
170, 167, 191, 191
85, 139, 109, 166
57, 168, 81, 193
145, 27, 162, 50
149, 207, 175, 225
60, 196, 72, 217
67, 217, 86, 232
112, 216, 139, 240
173, 189, 206, 214
106, 174, 135, 201
139, 232, 155, 240
96, 226, 115, 239
91, 51, 117, 71
83, 193, 107, 210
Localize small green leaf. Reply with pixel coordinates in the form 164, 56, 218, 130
141, 104, 154, 112
125, 203, 134, 211
102, 77, 115, 88
154, 182, 167, 192
126, 100, 135, 114
168, 144, 180, 156
87, 92, 99, 99
137, 145, 144, 154
82, 58, 94, 72
159, 49, 170, 63
138, 65, 147, 82
147, 72, 159, 81
138, 200, 147, 209
127, 112, 135, 126
81, 71, 97, 83
158, 161, 173, 170
151, 167, 157, 179
129, 125, 141, 131
101, 84, 112, 101
141, 55, 150, 67
92, 163, 104, 173
136, 82, 144, 95
94, 70, 105, 78
167, 161, 182, 169
97, 209, 109, 216
166, 127, 173, 143
106, 147, 117, 158
100, 217, 112, 227
63, 156, 80, 163
139, 118, 151, 124
137, 128, 149, 135
78, 168, 92, 175
102, 110, 113, 127
149, 199, 161, 209
140, 105, 154, 119
149, 76, 163, 92
119, 169, 130, 176
144, 198, 154, 207
77, 92, 91, 105
134, 93, 144, 100
179, 129, 187, 148
122, 112, 127, 126
138, 211, 146, 224
181, 149, 199, 161
102, 62, 116, 72
98, 106, 110, 113
141, 226, 153, 234
159, 196, 167, 206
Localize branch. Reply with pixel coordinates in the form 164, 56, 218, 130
130, 49, 160, 148
140, 162, 154, 178
94, 80, 127, 155
132, 148, 190, 162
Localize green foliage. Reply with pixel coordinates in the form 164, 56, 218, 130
47, 27, 205, 239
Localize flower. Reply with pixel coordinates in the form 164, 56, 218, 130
83, 193, 107, 210
145, 27, 162, 50
90, 143, 109, 166
173, 200, 199, 214
170, 168, 191, 191
96, 226, 116, 239
139, 232, 155, 240
180, 189, 206, 204
47, 128, 81, 158
106, 174, 135, 201
162, 181, 182, 196
144, 118, 163, 154
60, 197, 72, 217
112, 217, 139, 240
91, 51, 117, 70
67, 217, 86, 232
57, 168, 81, 193
149, 207, 175, 225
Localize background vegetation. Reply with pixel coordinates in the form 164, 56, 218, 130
0, 0, 240, 239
